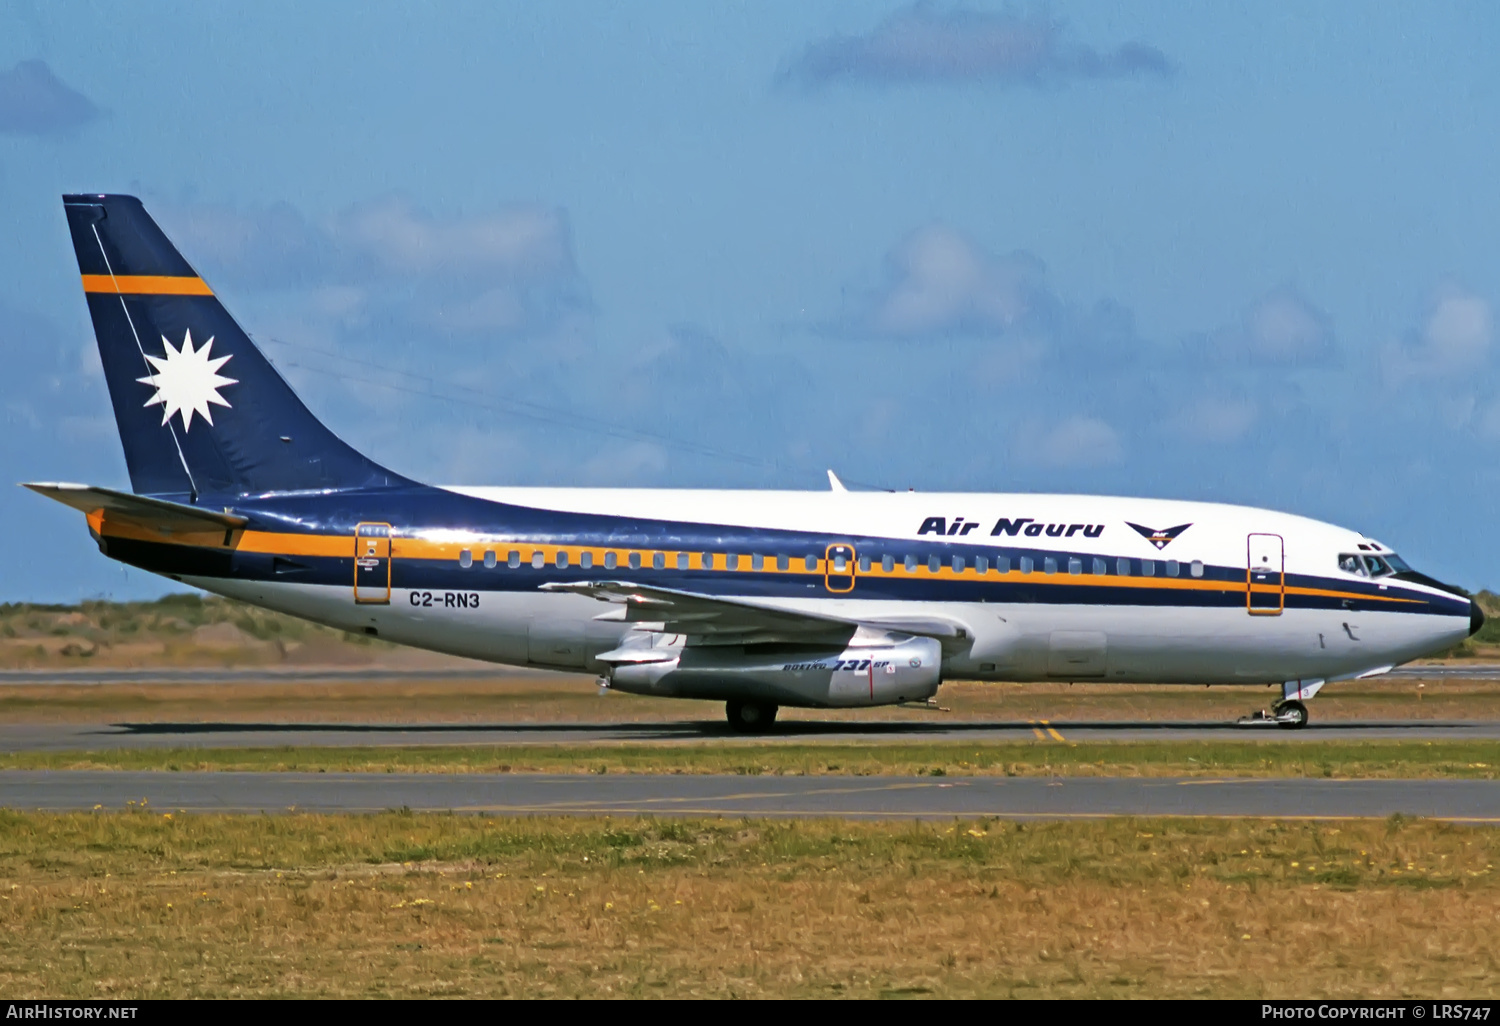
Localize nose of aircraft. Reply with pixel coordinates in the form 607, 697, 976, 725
1472, 599, 1486, 637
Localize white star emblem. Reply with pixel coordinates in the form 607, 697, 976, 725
137, 330, 238, 432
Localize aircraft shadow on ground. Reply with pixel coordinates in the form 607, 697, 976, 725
101, 719, 1475, 738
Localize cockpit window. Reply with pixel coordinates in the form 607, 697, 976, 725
1339, 552, 1405, 578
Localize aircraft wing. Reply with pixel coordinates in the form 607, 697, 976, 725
22, 482, 248, 531
539, 580, 967, 644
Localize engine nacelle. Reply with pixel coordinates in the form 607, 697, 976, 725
607, 636, 942, 708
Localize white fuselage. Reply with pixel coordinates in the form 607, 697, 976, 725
186, 487, 1471, 692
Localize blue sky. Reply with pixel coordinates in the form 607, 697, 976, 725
2, 1, 1499, 601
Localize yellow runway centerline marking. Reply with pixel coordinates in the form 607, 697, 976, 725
1041, 719, 1065, 741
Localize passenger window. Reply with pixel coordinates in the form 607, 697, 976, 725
1141, 559, 1155, 576
556, 550, 569, 569
483, 550, 496, 569
1166, 560, 1180, 577
952, 555, 965, 572
628, 552, 641, 570
1092, 557, 1106, 575
904, 555, 917, 572
858, 555, 871, 573
604, 551, 617, 570
727, 553, 739, 570
508, 551, 521, 569
1068, 557, 1082, 575
882, 555, 894, 573
975, 555, 988, 573
1116, 557, 1130, 576
698, 553, 711, 570
752, 553, 764, 570
833, 552, 848, 572
531, 551, 544, 569
805, 554, 818, 571
777, 554, 789, 571
654, 552, 666, 570
676, 552, 689, 570
996, 556, 1011, 573
928, 555, 941, 573
1019, 556, 1033, 574
580, 551, 593, 570
459, 549, 473, 569
1044, 557, 1057, 575
1190, 560, 1204, 578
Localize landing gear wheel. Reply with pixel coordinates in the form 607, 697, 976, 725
1276, 700, 1308, 730
726, 700, 779, 733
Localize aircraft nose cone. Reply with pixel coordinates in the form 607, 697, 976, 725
1471, 599, 1486, 638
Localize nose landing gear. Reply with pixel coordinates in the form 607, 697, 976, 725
1237, 700, 1308, 729
1237, 680, 1321, 729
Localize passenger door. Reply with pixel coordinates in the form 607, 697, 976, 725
354, 522, 391, 604
1247, 533, 1284, 615
824, 544, 856, 593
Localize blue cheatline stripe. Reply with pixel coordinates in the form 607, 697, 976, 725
98, 535, 1463, 617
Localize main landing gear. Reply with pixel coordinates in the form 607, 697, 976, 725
726, 699, 779, 733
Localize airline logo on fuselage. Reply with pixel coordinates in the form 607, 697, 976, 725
917, 516, 1106, 539
1127, 522, 1193, 550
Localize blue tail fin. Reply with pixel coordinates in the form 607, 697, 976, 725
62, 194, 408, 499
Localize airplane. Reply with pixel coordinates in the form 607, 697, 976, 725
25, 194, 1483, 731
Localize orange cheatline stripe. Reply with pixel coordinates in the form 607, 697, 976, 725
89, 520, 1435, 607
81, 274, 213, 296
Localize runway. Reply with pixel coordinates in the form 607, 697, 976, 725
0, 664, 1493, 685
2, 717, 1498, 752
3, 770, 1497, 820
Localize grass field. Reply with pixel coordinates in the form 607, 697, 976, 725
3, 739, 1496, 779
6, 674, 1500, 727
1, 811, 1495, 998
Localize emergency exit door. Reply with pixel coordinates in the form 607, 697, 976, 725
354, 522, 391, 604
1247, 532, 1284, 615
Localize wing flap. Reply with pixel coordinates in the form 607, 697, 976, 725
541, 580, 968, 643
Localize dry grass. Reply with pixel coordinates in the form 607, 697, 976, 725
0, 811, 1495, 998
6, 675, 1500, 726
4, 739, 1498, 780
0, 594, 479, 670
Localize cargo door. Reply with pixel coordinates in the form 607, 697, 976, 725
1047, 631, 1107, 678
1247, 533, 1285, 615
353, 523, 391, 604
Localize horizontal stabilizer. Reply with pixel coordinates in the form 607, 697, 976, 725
22, 482, 247, 530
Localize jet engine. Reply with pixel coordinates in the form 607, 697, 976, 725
606, 635, 942, 708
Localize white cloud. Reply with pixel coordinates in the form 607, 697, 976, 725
151, 194, 589, 339
1024, 416, 1124, 468
1383, 286, 1493, 384
779, 7, 1173, 90
1244, 288, 1334, 365
843, 223, 1047, 339
335, 197, 574, 281
1169, 397, 1258, 444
